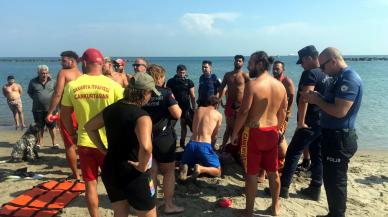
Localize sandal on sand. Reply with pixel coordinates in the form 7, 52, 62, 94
51, 144, 60, 149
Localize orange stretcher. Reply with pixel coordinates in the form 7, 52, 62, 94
0, 180, 85, 217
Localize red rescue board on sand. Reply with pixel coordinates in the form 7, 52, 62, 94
0, 180, 85, 217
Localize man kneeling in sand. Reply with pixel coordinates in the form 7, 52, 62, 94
179, 96, 222, 180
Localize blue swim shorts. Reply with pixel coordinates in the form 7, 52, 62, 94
181, 141, 220, 168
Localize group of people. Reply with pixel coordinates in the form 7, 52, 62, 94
2, 45, 362, 217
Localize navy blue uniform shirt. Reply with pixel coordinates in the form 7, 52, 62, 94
198, 73, 221, 105
167, 75, 194, 111
321, 67, 363, 129
296, 68, 328, 127
143, 86, 178, 124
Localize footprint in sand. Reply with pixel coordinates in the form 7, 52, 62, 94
348, 198, 367, 207
349, 167, 362, 174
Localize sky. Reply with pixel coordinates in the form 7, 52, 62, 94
1, 0, 388, 57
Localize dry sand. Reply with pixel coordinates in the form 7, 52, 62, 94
0, 128, 387, 217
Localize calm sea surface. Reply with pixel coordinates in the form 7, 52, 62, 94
0, 56, 387, 149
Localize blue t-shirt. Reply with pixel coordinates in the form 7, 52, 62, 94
198, 73, 221, 105
296, 68, 328, 127
321, 67, 363, 129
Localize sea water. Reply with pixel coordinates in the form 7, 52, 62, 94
0, 56, 387, 149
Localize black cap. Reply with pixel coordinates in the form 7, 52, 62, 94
7, 75, 15, 81
296, 45, 318, 64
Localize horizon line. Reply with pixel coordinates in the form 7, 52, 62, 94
1, 54, 388, 58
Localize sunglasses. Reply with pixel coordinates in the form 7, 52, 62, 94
320, 58, 332, 70
132, 63, 146, 67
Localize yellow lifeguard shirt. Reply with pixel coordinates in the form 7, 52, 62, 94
61, 74, 123, 148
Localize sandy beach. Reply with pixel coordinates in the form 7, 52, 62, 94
0, 128, 387, 217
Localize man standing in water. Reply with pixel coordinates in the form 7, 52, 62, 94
2, 75, 25, 130
303, 47, 362, 217
46, 50, 82, 180
218, 55, 249, 151
231, 51, 287, 216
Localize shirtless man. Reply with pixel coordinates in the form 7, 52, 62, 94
2, 75, 25, 130
231, 51, 287, 216
103, 57, 128, 87
218, 55, 250, 150
178, 96, 222, 180
272, 61, 295, 168
45, 50, 82, 180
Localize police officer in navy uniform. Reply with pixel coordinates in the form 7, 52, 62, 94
197, 60, 221, 107
302, 47, 363, 217
142, 64, 185, 214
167, 64, 196, 148
269, 45, 327, 201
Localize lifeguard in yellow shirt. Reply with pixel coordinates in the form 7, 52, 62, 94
61, 48, 123, 217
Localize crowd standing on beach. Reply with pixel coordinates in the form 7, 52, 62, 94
2, 45, 363, 217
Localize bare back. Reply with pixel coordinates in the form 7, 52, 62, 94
61, 68, 82, 85
191, 106, 222, 144
224, 71, 249, 103
245, 73, 287, 128
281, 76, 295, 112
46, 67, 81, 115
3, 83, 22, 101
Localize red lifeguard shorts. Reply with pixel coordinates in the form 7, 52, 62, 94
78, 146, 105, 182
59, 112, 77, 148
240, 126, 279, 175
224, 98, 241, 118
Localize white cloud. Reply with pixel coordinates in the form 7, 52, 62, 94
180, 12, 239, 34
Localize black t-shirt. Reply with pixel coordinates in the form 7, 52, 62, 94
166, 75, 194, 111
296, 68, 328, 127
142, 86, 178, 124
102, 100, 149, 181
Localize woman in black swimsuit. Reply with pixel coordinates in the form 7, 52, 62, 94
85, 72, 160, 217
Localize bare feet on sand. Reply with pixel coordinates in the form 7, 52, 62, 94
193, 164, 201, 178
164, 204, 184, 215
266, 204, 280, 216
179, 164, 188, 181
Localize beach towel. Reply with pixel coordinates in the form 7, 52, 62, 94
0, 180, 85, 217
